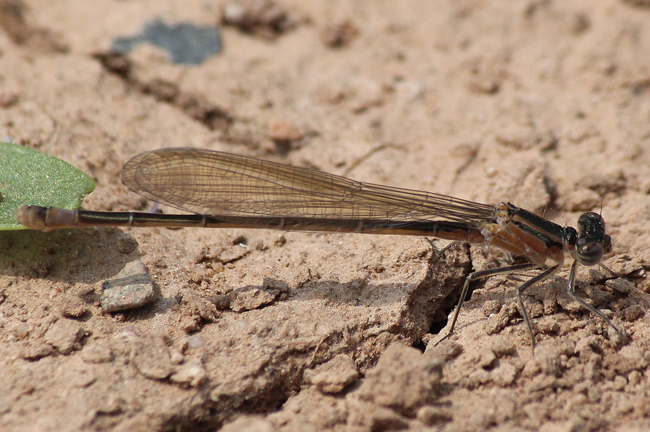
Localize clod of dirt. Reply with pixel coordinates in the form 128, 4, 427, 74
169, 358, 206, 388
178, 293, 220, 332
110, 330, 175, 381
490, 336, 517, 358
59, 294, 89, 318
357, 342, 443, 417
322, 21, 359, 48
221, 0, 301, 40
80, 340, 114, 364
229, 285, 281, 312
20, 341, 54, 360
606, 278, 636, 294
0, 91, 19, 107
0, 0, 68, 52
43, 318, 85, 354
304, 353, 359, 394
220, 415, 276, 432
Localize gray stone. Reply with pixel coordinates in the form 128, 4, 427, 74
101, 261, 155, 313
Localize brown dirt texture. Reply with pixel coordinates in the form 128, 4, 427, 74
2, 1, 650, 431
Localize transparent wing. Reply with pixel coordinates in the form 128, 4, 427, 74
121, 148, 497, 226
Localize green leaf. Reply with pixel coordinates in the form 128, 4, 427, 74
0, 142, 95, 230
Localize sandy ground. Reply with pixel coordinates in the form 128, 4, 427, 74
2, 0, 650, 431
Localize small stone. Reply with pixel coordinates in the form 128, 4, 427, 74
608, 324, 628, 348
221, 0, 300, 41
187, 334, 206, 349
304, 354, 359, 394
101, 261, 155, 313
576, 335, 602, 356
44, 318, 85, 354
170, 349, 184, 365
69, 369, 96, 388
629, 370, 642, 386
542, 296, 558, 315
478, 351, 497, 369
115, 231, 139, 254
14, 322, 30, 338
464, 368, 491, 389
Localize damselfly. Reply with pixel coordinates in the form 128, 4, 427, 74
16, 148, 624, 346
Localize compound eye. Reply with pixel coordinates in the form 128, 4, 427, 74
603, 234, 612, 254
578, 212, 604, 233
576, 237, 604, 266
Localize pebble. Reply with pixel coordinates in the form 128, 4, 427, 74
101, 261, 155, 313
114, 231, 139, 254
14, 322, 30, 338
187, 334, 206, 349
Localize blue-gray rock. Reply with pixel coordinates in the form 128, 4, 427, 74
101, 260, 155, 313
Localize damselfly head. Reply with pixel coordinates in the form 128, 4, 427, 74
575, 212, 611, 266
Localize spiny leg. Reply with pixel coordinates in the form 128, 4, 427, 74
445, 262, 537, 341
566, 260, 624, 337
599, 262, 621, 278
515, 265, 560, 349
425, 238, 459, 256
